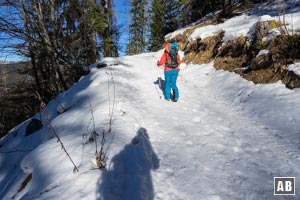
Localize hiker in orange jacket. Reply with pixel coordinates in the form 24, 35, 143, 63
157, 41, 182, 101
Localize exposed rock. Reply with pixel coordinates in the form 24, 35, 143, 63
214, 55, 248, 72
183, 31, 224, 64
183, 38, 202, 53
268, 35, 300, 65
218, 36, 250, 57
249, 54, 272, 70
242, 68, 280, 84
25, 118, 43, 136
283, 70, 300, 89
254, 20, 275, 41
96, 63, 108, 68
214, 36, 250, 71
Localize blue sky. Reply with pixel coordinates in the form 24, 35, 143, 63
0, 4, 26, 62
0, 35, 26, 62
113, 0, 131, 55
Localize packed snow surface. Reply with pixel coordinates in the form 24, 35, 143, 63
0, 51, 300, 200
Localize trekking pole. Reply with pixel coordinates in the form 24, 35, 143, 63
154, 80, 162, 99
155, 67, 162, 99
155, 64, 162, 99
156, 66, 162, 89
153, 53, 163, 99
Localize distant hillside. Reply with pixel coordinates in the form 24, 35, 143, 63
0, 62, 38, 137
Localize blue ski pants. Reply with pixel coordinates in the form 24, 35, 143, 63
164, 70, 179, 100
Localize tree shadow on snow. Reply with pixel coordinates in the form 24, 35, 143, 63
97, 128, 160, 200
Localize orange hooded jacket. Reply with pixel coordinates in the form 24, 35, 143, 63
157, 42, 182, 72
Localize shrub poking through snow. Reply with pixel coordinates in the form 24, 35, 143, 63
85, 101, 106, 169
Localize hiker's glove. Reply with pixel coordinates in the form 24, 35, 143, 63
156, 61, 159, 66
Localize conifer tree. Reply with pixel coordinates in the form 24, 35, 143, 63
180, 0, 224, 25
149, 0, 166, 51
149, 0, 182, 51
99, 0, 119, 57
164, 0, 182, 34
127, 0, 148, 55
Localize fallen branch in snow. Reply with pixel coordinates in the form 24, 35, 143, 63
12, 173, 32, 199
107, 67, 116, 133
34, 93, 78, 172
44, 109, 79, 173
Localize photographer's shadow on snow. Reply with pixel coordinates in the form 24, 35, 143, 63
97, 128, 160, 200
154, 77, 166, 95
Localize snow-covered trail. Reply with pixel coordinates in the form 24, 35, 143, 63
111, 52, 300, 200
2, 52, 299, 200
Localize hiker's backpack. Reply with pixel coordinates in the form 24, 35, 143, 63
165, 42, 179, 68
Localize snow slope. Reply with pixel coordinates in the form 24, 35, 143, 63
0, 51, 300, 200
166, 0, 300, 42
1, 1, 300, 199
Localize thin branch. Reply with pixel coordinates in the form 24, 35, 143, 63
44, 109, 79, 173
0, 149, 33, 153
107, 67, 116, 133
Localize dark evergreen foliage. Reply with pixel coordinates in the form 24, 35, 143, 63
149, 0, 182, 51
127, 0, 148, 55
